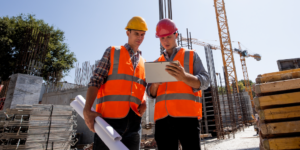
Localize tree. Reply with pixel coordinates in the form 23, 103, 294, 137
218, 79, 256, 97
238, 79, 256, 97
238, 80, 245, 91
0, 14, 77, 81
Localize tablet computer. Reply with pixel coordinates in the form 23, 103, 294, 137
145, 61, 179, 83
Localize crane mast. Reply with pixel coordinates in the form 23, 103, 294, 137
238, 42, 254, 106
214, 0, 239, 93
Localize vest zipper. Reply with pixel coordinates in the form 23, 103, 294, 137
130, 69, 135, 108
123, 51, 137, 137
130, 57, 139, 110
165, 82, 170, 116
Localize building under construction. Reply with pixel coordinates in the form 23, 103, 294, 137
0, 1, 260, 149
175, 31, 255, 139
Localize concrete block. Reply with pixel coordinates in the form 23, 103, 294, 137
3, 74, 43, 110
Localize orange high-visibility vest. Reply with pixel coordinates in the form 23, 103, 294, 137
154, 48, 202, 121
96, 46, 146, 118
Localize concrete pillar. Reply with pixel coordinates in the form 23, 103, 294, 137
3, 74, 43, 110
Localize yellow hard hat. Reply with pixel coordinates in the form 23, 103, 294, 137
125, 16, 148, 31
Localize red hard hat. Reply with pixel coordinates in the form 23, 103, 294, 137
155, 19, 178, 38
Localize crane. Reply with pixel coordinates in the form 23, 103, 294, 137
181, 37, 261, 107
234, 42, 261, 105
213, 0, 239, 95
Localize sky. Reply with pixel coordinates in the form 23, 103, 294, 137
1, 0, 300, 84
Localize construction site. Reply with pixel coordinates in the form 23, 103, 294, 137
1, 0, 300, 150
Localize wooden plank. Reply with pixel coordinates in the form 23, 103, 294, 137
254, 91, 300, 110
261, 137, 300, 150
260, 120, 300, 136
259, 106, 300, 121
260, 68, 300, 78
256, 70, 300, 84
200, 133, 212, 138
255, 78, 300, 94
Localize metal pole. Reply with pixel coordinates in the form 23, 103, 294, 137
190, 32, 192, 49
164, 0, 166, 19
186, 29, 189, 49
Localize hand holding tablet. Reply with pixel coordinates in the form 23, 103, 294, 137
144, 60, 180, 83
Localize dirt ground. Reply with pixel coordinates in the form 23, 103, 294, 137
201, 126, 259, 150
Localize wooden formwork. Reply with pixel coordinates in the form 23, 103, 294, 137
0, 104, 77, 150
255, 69, 300, 150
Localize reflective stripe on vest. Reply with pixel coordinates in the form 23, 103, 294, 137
154, 48, 202, 121
156, 93, 203, 104
96, 46, 146, 118
98, 95, 142, 105
107, 74, 147, 87
156, 93, 196, 103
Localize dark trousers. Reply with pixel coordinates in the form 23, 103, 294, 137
155, 116, 201, 150
93, 109, 141, 150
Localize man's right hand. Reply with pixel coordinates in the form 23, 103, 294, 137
152, 82, 162, 87
83, 108, 102, 133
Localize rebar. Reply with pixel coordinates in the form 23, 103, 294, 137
15, 28, 50, 76
223, 67, 236, 138
238, 91, 248, 125
216, 73, 231, 139
178, 30, 193, 49
74, 60, 99, 86
231, 80, 243, 131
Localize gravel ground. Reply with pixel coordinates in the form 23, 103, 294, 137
201, 126, 260, 150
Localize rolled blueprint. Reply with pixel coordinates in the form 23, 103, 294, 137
70, 100, 128, 150
75, 95, 121, 141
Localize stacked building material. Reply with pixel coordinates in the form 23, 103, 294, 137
255, 69, 300, 150
0, 104, 77, 150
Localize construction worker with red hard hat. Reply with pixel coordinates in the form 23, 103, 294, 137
84, 16, 148, 150
147, 18, 210, 150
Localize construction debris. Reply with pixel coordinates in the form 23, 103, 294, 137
0, 104, 77, 150
141, 138, 157, 149
255, 69, 300, 150
83, 143, 93, 150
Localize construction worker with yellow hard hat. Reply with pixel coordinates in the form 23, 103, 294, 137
83, 16, 148, 150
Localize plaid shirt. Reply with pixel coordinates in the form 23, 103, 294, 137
88, 43, 141, 88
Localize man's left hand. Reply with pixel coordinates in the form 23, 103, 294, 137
138, 101, 147, 116
165, 63, 187, 82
